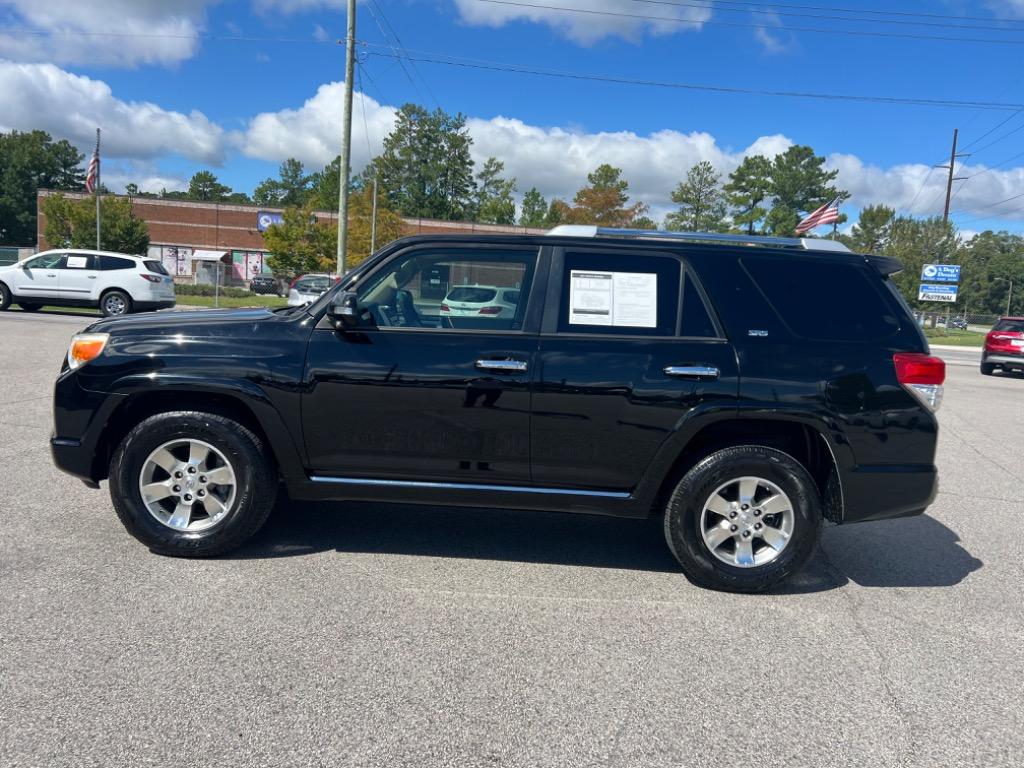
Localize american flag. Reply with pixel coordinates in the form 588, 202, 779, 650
796, 196, 841, 234
84, 130, 100, 194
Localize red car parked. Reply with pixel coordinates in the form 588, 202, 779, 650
981, 317, 1024, 376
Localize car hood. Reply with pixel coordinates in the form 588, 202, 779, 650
85, 307, 285, 336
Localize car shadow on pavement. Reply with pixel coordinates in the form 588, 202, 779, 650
235, 500, 982, 593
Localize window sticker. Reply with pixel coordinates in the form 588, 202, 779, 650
66, 255, 88, 269
569, 270, 657, 328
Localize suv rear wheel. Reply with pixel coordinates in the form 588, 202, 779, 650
109, 411, 277, 556
101, 289, 132, 317
0, 283, 10, 311
980, 362, 996, 376
664, 446, 822, 593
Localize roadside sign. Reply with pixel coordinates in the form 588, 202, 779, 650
921, 264, 960, 283
918, 283, 958, 303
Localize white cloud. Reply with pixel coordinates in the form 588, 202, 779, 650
313, 24, 331, 42
101, 161, 188, 195
235, 80, 1024, 226
0, 61, 226, 163
752, 11, 790, 54
0, 0, 214, 68
451, 0, 711, 45
238, 81, 396, 171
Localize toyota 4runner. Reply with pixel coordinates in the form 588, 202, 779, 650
50, 226, 944, 592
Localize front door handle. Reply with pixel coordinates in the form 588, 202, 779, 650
475, 359, 528, 373
664, 365, 720, 380
88, 275, 97, 279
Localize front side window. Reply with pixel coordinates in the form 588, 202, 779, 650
558, 251, 680, 337
23, 252, 64, 270
356, 249, 537, 331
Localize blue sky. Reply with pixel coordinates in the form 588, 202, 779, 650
2, 0, 1023, 232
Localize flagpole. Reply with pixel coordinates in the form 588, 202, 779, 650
95, 128, 101, 251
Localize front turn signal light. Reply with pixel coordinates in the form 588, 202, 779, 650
67, 333, 110, 370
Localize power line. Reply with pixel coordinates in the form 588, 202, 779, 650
628, 0, 1024, 33
959, 107, 1024, 152
364, 0, 441, 109
950, 190, 1024, 218
468, 0, 1024, 45
633, 0, 1024, 26
358, 43, 1024, 111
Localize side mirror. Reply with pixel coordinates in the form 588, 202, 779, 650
328, 291, 360, 330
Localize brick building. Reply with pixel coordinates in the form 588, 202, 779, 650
36, 190, 545, 285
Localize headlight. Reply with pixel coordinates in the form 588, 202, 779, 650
67, 333, 110, 370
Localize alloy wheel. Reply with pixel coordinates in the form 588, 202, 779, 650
699, 476, 795, 568
138, 439, 237, 532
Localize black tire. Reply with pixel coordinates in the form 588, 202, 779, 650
109, 411, 277, 557
17, 302, 41, 312
980, 362, 996, 376
100, 289, 133, 317
0, 283, 10, 311
663, 445, 822, 593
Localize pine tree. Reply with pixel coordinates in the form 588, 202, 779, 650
766, 145, 845, 236
664, 161, 727, 232
519, 187, 548, 227
474, 157, 517, 225
566, 164, 648, 227
724, 155, 772, 235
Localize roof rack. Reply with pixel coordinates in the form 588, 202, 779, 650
545, 225, 851, 253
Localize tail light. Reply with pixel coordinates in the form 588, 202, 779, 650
140, 274, 162, 283
478, 306, 502, 315
893, 353, 945, 411
440, 303, 450, 313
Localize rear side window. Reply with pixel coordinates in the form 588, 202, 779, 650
559, 251, 680, 337
144, 260, 169, 275
742, 257, 900, 342
994, 319, 1024, 333
99, 256, 136, 271
681, 275, 718, 338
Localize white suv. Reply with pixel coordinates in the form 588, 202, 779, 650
0, 249, 176, 317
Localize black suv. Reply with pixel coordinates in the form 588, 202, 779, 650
51, 226, 945, 592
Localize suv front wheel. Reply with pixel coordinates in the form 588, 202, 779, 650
109, 411, 277, 556
664, 446, 822, 593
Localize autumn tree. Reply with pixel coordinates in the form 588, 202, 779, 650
344, 185, 406, 269
665, 161, 728, 232
565, 164, 648, 227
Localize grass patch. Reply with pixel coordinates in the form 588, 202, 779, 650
174, 294, 289, 309
923, 327, 985, 347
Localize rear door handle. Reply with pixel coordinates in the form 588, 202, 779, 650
664, 365, 720, 380
475, 359, 528, 373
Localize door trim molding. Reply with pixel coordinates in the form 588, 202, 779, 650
308, 475, 631, 498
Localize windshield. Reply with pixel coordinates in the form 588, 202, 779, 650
294, 276, 332, 293
994, 319, 1024, 333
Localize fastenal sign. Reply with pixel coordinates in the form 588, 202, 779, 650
918, 284, 959, 303
921, 264, 961, 283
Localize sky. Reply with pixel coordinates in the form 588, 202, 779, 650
1, 0, 1023, 233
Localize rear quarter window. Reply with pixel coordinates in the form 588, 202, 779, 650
144, 260, 169, 275
99, 256, 137, 271
742, 257, 901, 342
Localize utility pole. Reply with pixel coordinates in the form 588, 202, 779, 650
335, 0, 356, 276
937, 128, 970, 223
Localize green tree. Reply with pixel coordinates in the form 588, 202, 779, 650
41, 193, 149, 253
565, 164, 648, 227
308, 156, 342, 210
724, 155, 772, 235
474, 157, 516, 225
344, 185, 406, 268
849, 205, 895, 252
956, 231, 1024, 316
0, 130, 85, 245
187, 170, 232, 202
664, 161, 727, 232
254, 158, 311, 207
883, 216, 957, 312
373, 104, 477, 221
262, 205, 336, 279
543, 199, 569, 227
766, 145, 845, 236
519, 187, 548, 227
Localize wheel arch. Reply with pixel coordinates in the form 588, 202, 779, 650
91, 383, 306, 484
646, 416, 844, 522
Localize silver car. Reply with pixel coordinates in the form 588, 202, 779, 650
287, 274, 336, 307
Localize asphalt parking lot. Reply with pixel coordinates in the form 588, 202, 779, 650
1, 309, 1021, 768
